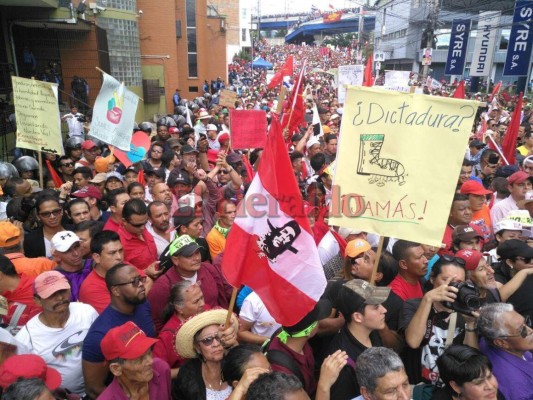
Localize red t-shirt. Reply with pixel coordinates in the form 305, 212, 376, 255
117, 226, 158, 270
78, 270, 110, 314
388, 275, 423, 301
103, 217, 121, 233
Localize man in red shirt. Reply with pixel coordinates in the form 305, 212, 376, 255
389, 240, 428, 301
0, 254, 41, 332
103, 188, 130, 232
79, 231, 124, 313
117, 199, 158, 270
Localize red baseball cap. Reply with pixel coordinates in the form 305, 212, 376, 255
508, 171, 530, 185
459, 180, 492, 196
81, 140, 97, 150
455, 249, 484, 271
0, 354, 62, 390
101, 321, 158, 361
70, 185, 103, 200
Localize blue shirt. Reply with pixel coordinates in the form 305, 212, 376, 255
82, 301, 155, 363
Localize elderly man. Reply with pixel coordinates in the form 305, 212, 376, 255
51, 231, 91, 301
148, 235, 232, 332
477, 303, 533, 400
98, 321, 171, 399
15, 271, 98, 396
353, 347, 411, 400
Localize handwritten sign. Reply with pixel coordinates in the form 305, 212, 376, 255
329, 87, 478, 246
383, 71, 411, 92
111, 131, 151, 168
89, 72, 139, 151
229, 110, 267, 149
337, 65, 364, 104
12, 77, 63, 155
219, 89, 238, 109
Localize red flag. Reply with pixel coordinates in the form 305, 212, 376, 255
452, 80, 466, 99
490, 81, 502, 101
45, 160, 63, 188
221, 115, 326, 326
281, 84, 305, 136
363, 52, 373, 87
267, 56, 294, 89
241, 155, 255, 184
323, 11, 343, 23
501, 93, 523, 165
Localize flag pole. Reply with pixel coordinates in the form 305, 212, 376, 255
486, 133, 510, 166
224, 287, 238, 329
285, 59, 308, 131
370, 236, 385, 286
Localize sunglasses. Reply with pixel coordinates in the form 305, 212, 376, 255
197, 334, 222, 346
60, 162, 74, 167
127, 220, 146, 228
440, 254, 466, 267
499, 324, 530, 339
39, 209, 62, 218
113, 275, 147, 288
514, 256, 533, 264
218, 169, 229, 174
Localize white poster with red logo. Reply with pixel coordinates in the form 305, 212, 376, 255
89, 72, 139, 151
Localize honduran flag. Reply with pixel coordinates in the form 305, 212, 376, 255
221, 114, 327, 326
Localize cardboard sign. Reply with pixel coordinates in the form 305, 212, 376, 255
229, 110, 267, 149
12, 77, 63, 155
219, 89, 238, 109
330, 87, 479, 246
111, 131, 151, 168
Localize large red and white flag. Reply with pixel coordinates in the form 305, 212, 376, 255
222, 115, 326, 326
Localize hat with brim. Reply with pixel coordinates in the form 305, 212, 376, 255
89, 172, 107, 184
175, 309, 238, 359
169, 234, 201, 257
497, 238, 533, 259
0, 354, 62, 390
197, 111, 211, 120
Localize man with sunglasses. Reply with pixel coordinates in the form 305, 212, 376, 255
117, 199, 158, 271
478, 303, 533, 400
57, 156, 75, 183
83, 263, 156, 399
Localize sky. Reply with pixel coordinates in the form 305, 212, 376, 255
253, 0, 364, 16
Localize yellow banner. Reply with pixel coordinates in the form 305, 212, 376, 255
329, 87, 478, 246
12, 77, 63, 155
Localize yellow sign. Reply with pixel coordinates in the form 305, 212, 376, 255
219, 89, 238, 109
329, 87, 478, 246
12, 77, 63, 155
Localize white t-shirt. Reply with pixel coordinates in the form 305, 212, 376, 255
16, 302, 98, 394
146, 223, 177, 257
239, 292, 280, 338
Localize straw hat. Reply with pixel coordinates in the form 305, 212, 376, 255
175, 309, 238, 359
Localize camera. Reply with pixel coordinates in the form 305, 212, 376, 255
443, 282, 481, 316
77, 115, 86, 123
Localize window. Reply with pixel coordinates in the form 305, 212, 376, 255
435, 29, 451, 50
500, 29, 510, 50
242, 28, 247, 41
186, 0, 198, 78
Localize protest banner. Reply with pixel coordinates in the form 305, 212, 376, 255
89, 72, 139, 151
219, 89, 238, 109
470, 11, 501, 77
337, 64, 364, 104
12, 76, 63, 155
383, 71, 410, 92
503, 0, 533, 76
229, 109, 267, 149
329, 87, 478, 246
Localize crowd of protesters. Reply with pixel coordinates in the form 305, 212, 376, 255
0, 39, 531, 400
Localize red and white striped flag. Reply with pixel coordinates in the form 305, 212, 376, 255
221, 115, 326, 326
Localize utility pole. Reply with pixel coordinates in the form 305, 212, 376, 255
421, 0, 439, 80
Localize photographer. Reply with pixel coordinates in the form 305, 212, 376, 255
61, 106, 84, 139
400, 256, 478, 386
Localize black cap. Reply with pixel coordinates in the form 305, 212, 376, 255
469, 140, 486, 149
173, 206, 195, 228
144, 166, 166, 180
180, 144, 199, 155
497, 239, 533, 260
168, 169, 192, 187
282, 299, 332, 334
